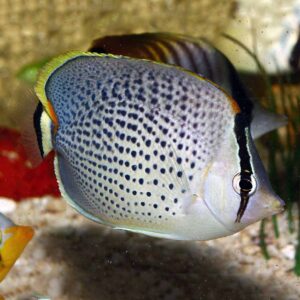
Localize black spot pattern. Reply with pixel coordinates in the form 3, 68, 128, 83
46, 55, 233, 228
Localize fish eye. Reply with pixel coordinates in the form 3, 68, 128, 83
232, 173, 257, 196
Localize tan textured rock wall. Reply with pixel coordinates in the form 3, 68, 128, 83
0, 0, 234, 127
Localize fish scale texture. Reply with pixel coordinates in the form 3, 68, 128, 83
46, 56, 234, 230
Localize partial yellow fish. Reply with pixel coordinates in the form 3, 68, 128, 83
0, 213, 34, 283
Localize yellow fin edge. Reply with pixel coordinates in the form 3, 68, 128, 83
34, 51, 119, 119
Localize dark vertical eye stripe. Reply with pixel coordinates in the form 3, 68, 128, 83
226, 61, 254, 118
33, 102, 44, 157
224, 43, 254, 223
236, 192, 250, 223
234, 113, 253, 223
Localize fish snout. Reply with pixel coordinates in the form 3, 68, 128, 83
240, 189, 285, 225
262, 190, 285, 214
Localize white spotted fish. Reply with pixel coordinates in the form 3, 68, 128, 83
89, 32, 287, 139
33, 51, 284, 240
0, 213, 34, 282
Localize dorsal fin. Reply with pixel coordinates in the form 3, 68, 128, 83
89, 33, 248, 116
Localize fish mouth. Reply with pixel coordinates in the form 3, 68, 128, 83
262, 190, 285, 214
273, 194, 286, 211
241, 190, 285, 225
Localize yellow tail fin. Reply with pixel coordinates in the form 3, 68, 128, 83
0, 225, 34, 282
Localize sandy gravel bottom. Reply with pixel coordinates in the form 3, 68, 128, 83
0, 197, 299, 300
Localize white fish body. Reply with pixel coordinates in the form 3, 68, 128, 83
34, 52, 284, 240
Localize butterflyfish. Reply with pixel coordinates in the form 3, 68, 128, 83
33, 51, 284, 240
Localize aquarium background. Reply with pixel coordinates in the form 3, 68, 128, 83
0, 0, 234, 128
0, 0, 300, 299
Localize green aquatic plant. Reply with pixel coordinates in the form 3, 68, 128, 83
17, 58, 50, 85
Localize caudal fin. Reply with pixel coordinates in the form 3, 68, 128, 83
0, 225, 34, 282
